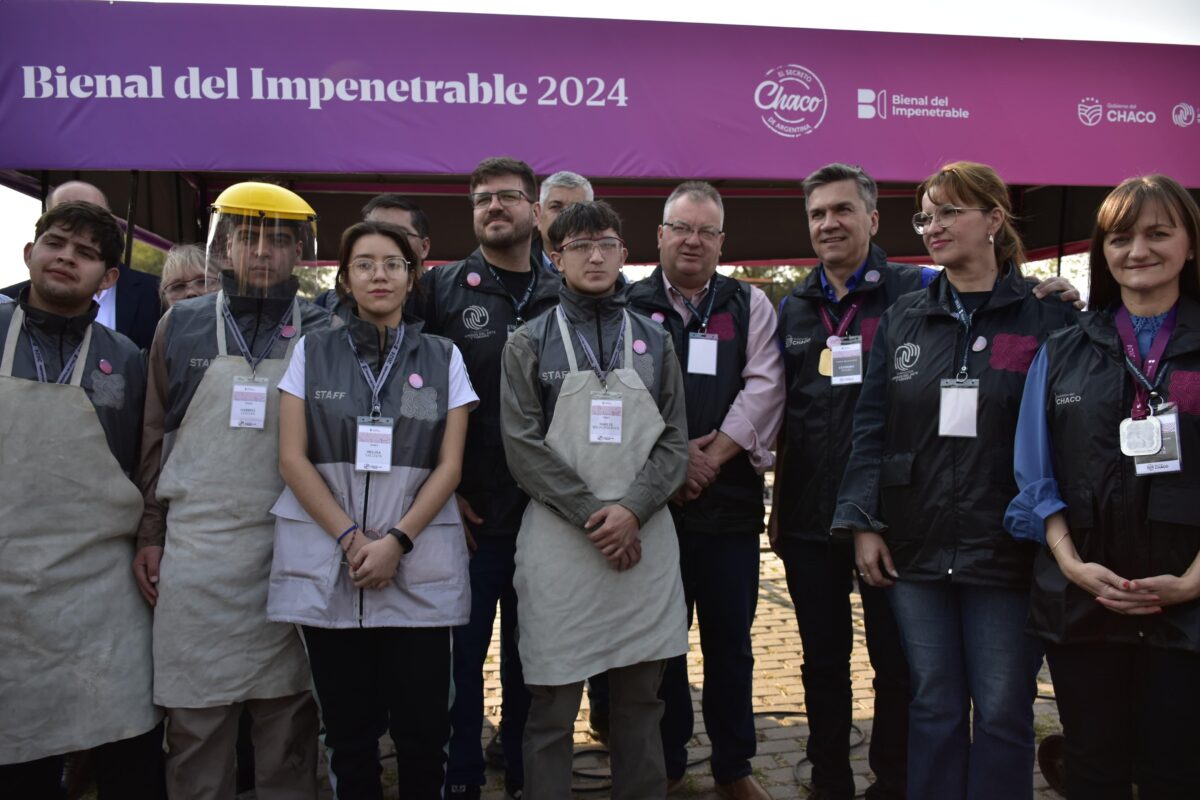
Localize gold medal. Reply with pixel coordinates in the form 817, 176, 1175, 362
818, 348, 833, 377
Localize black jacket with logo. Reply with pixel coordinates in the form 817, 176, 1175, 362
1033, 298, 1200, 652
626, 267, 762, 535
777, 246, 926, 543
415, 249, 561, 536
832, 265, 1076, 587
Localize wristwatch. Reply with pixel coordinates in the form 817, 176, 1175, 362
386, 527, 414, 554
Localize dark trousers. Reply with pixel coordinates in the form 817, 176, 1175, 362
779, 538, 909, 800
0, 721, 166, 799
445, 533, 529, 791
659, 528, 759, 783
303, 625, 451, 800
1045, 640, 1200, 800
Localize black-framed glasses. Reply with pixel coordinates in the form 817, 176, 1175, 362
912, 205, 988, 235
559, 236, 625, 256
469, 190, 533, 210
662, 220, 722, 242
349, 256, 411, 276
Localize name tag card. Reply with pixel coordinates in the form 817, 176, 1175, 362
830, 336, 863, 385
1134, 408, 1183, 475
939, 379, 979, 438
356, 416, 394, 472
590, 392, 623, 444
230, 378, 268, 429
507, 324, 518, 339
687, 333, 718, 376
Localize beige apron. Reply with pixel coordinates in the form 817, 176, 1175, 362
0, 308, 159, 764
153, 293, 310, 708
514, 310, 688, 686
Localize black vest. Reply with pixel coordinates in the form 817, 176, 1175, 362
777, 246, 926, 542
300, 317, 452, 471
627, 267, 761, 535
1032, 299, 1200, 651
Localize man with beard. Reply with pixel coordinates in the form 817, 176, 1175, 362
414, 157, 561, 800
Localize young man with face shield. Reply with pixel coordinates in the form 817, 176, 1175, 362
133, 182, 334, 799
0, 202, 163, 797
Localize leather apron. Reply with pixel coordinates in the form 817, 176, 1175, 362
153, 292, 310, 708
514, 310, 688, 686
0, 308, 158, 763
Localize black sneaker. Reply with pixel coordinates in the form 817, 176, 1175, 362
447, 785, 481, 800
505, 775, 524, 799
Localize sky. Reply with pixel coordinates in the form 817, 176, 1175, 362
3, 0, 1198, 286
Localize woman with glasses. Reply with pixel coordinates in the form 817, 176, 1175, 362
1005, 175, 1200, 798
833, 161, 1076, 800
158, 243, 219, 309
268, 220, 477, 798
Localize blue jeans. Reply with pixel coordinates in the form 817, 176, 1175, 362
888, 580, 1043, 800
659, 528, 759, 784
446, 534, 529, 790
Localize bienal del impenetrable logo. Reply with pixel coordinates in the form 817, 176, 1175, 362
755, 64, 827, 139
462, 305, 490, 331
1077, 97, 1103, 127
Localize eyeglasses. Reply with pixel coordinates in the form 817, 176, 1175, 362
912, 205, 988, 235
469, 190, 533, 210
349, 256, 411, 276
662, 220, 722, 242
559, 236, 625, 256
163, 277, 214, 298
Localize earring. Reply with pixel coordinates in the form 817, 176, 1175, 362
988, 233, 995, 244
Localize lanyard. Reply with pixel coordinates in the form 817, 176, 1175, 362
25, 321, 85, 384
559, 307, 624, 385
819, 298, 863, 339
947, 286, 977, 381
1114, 305, 1177, 419
347, 325, 405, 418
487, 264, 537, 322
673, 277, 720, 332
220, 297, 295, 373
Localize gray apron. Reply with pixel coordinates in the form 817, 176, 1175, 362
514, 310, 688, 686
153, 292, 310, 708
0, 308, 159, 763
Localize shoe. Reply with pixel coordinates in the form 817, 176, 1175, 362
715, 775, 771, 800
447, 785, 481, 800
666, 776, 686, 794
589, 704, 610, 744
505, 775, 524, 800
485, 731, 505, 768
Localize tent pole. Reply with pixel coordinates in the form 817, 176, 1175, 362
1055, 187, 1068, 277
124, 170, 140, 268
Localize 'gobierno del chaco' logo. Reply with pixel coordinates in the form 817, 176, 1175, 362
1077, 97, 1103, 127
755, 64, 827, 139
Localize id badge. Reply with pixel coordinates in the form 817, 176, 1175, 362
355, 416, 394, 472
939, 379, 979, 438
1134, 407, 1182, 475
687, 333, 718, 376
590, 392, 623, 444
830, 336, 863, 386
507, 323, 518, 339
230, 377, 268, 429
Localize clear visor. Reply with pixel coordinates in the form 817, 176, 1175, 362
205, 211, 316, 297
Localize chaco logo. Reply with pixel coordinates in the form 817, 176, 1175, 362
462, 305, 490, 331
1055, 393, 1083, 406
1077, 97, 1102, 127
1173, 103, 1196, 128
1077, 96, 1157, 126
894, 342, 920, 372
755, 64, 827, 138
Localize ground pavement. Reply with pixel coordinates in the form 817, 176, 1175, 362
303, 546, 1065, 799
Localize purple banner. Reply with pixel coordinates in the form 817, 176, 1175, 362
2, 0, 1199, 185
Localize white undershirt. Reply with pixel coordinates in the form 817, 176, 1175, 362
94, 285, 117, 330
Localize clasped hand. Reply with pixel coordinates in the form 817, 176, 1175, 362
585, 504, 642, 571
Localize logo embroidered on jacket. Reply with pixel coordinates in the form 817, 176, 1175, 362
462, 305, 490, 331
1055, 393, 1083, 406
892, 342, 920, 381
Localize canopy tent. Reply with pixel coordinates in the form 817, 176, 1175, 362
2, 0, 1197, 263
